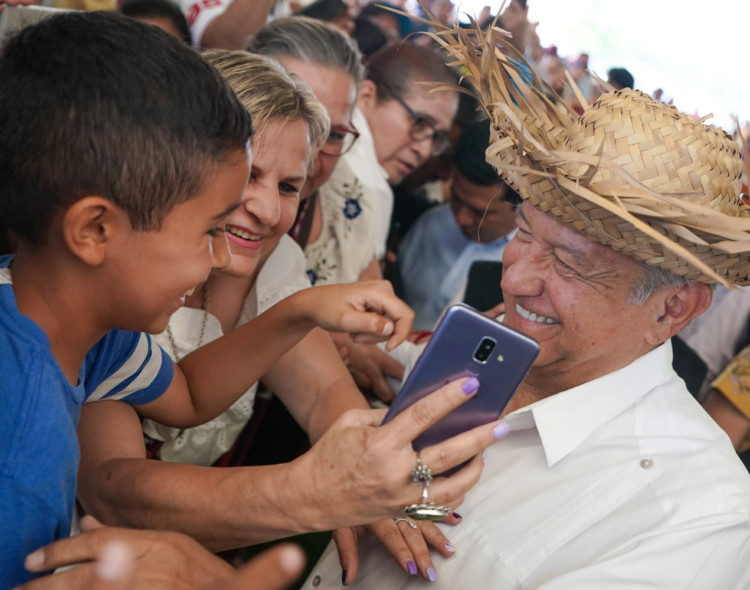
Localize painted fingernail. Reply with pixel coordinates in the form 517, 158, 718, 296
462, 376, 480, 395
452, 512, 462, 520
444, 542, 456, 553
24, 549, 44, 570
493, 421, 510, 439
382, 321, 394, 335
342, 569, 347, 585
426, 566, 438, 582
407, 560, 418, 575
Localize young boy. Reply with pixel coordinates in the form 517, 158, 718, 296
0, 11, 415, 585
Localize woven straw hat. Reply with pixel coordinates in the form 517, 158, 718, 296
415, 12, 750, 286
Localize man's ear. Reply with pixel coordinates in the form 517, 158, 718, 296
62, 196, 123, 266
644, 282, 713, 346
356, 79, 379, 113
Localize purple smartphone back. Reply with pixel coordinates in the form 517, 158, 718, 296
383, 304, 539, 452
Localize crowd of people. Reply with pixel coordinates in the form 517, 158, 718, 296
1, 0, 750, 588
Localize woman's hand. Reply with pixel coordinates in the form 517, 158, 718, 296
290, 375, 509, 530
330, 333, 404, 403
334, 512, 462, 585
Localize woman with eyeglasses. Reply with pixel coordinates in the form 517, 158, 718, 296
246, 17, 467, 585
305, 42, 459, 408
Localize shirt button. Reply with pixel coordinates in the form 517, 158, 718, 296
311, 575, 322, 587
640, 458, 654, 469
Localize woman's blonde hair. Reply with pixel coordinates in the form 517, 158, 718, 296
202, 49, 330, 161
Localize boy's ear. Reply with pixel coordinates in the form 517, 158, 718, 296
62, 196, 124, 266
644, 282, 713, 346
356, 79, 379, 113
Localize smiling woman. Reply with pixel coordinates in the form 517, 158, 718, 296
137, 50, 332, 465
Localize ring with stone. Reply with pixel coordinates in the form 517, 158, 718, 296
401, 453, 450, 521
393, 517, 418, 529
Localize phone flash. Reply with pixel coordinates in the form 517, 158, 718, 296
497, 354, 504, 362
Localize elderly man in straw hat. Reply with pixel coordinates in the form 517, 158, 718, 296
301, 20, 750, 590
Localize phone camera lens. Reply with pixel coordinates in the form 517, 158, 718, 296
473, 337, 496, 363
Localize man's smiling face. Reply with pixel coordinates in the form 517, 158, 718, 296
500, 202, 662, 393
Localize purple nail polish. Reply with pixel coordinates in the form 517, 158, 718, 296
462, 376, 479, 395
444, 542, 455, 553
493, 421, 510, 439
452, 512, 462, 520
426, 566, 438, 582
342, 569, 347, 585
407, 560, 418, 575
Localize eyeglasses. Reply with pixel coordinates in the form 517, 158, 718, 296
381, 83, 452, 156
320, 121, 360, 156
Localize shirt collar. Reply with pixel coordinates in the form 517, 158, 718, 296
504, 341, 675, 467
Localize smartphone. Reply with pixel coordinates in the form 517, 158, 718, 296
382, 304, 538, 471
463, 260, 504, 311
0, 5, 71, 46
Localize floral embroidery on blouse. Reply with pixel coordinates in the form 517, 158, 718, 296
341, 177, 364, 229
306, 257, 337, 286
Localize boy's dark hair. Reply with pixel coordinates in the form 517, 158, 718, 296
119, 0, 192, 45
0, 11, 253, 247
454, 119, 521, 205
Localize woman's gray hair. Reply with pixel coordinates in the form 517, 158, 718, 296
246, 16, 365, 85
628, 262, 690, 304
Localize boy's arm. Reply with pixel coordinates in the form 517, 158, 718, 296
135, 281, 413, 428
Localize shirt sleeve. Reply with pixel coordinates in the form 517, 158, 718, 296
179, 0, 228, 46
84, 331, 174, 406
0, 477, 59, 587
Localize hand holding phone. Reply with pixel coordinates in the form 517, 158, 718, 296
381, 304, 538, 469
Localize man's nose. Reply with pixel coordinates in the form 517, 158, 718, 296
453, 203, 476, 229
501, 246, 545, 297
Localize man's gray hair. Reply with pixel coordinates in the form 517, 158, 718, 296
246, 16, 365, 86
628, 262, 690, 304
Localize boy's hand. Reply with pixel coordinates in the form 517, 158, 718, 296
296, 280, 414, 352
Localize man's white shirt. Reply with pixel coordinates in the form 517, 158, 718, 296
303, 342, 750, 589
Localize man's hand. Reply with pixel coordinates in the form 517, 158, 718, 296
18, 516, 305, 590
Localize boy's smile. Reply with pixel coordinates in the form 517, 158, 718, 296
108, 149, 250, 334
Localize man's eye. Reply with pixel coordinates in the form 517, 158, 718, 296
279, 183, 300, 194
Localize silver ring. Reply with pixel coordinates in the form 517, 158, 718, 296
393, 517, 418, 529
401, 453, 450, 521
410, 455, 433, 487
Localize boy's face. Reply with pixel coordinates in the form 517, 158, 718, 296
107, 149, 249, 334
